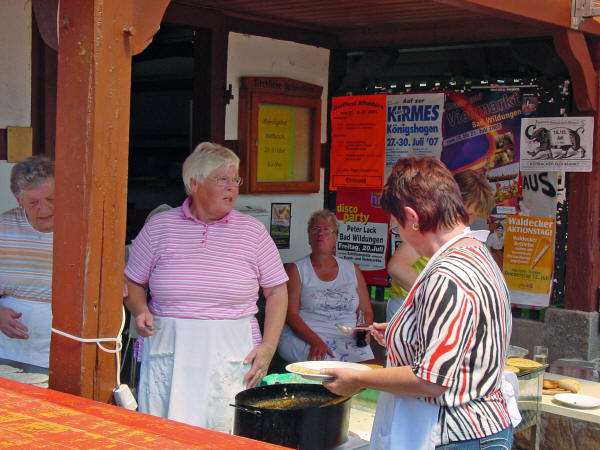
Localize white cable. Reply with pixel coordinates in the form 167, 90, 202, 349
51, 306, 126, 387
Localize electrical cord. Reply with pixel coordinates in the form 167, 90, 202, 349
51, 306, 126, 387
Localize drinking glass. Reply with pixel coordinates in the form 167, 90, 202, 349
533, 346, 548, 365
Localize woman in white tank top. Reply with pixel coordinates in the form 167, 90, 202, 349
278, 210, 374, 363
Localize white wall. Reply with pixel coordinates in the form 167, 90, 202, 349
236, 170, 324, 264
226, 33, 330, 263
225, 33, 330, 143
0, 0, 31, 212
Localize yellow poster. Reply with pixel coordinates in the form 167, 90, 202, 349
503, 215, 555, 294
257, 104, 295, 181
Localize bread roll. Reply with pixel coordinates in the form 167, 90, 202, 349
557, 378, 580, 393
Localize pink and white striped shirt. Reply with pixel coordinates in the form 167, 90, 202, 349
125, 198, 287, 343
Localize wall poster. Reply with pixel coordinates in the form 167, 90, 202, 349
520, 117, 594, 172
503, 215, 556, 308
329, 95, 387, 190
335, 189, 389, 285
270, 203, 291, 249
385, 93, 444, 167
441, 88, 522, 173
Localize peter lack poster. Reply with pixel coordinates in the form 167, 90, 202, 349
335, 189, 389, 285
520, 117, 594, 172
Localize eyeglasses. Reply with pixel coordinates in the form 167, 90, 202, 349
210, 176, 243, 187
309, 226, 336, 236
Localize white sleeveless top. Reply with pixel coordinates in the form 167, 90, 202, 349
278, 255, 374, 362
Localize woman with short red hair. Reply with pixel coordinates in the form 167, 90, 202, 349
323, 157, 512, 449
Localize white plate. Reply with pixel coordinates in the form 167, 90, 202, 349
0, 372, 49, 385
286, 361, 372, 381
0, 365, 23, 374
507, 345, 528, 358
554, 393, 600, 409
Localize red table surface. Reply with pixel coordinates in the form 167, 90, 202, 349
0, 378, 284, 449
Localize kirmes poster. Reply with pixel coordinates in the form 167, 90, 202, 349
335, 189, 389, 285
329, 95, 387, 190
385, 93, 445, 167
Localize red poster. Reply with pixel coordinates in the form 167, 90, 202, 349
335, 189, 389, 285
329, 95, 386, 190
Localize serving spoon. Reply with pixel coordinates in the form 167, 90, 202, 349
335, 323, 371, 336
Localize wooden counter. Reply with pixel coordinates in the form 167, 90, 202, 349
542, 372, 600, 424
0, 378, 283, 448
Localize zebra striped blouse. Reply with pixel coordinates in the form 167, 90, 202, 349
386, 243, 512, 445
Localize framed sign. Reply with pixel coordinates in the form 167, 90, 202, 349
238, 77, 322, 193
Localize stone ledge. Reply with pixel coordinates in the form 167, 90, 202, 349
545, 308, 600, 362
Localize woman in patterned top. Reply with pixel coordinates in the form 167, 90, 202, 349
323, 157, 512, 449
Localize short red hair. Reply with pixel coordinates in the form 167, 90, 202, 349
381, 157, 469, 232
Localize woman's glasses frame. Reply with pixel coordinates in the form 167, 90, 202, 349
309, 226, 337, 236
210, 176, 243, 187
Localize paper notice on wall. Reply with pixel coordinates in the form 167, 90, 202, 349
503, 214, 556, 308
520, 117, 594, 172
385, 93, 444, 166
329, 95, 386, 190
257, 104, 295, 181
335, 189, 389, 285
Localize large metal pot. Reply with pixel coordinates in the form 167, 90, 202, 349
232, 383, 351, 449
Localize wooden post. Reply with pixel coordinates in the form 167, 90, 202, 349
50, 0, 169, 402
192, 23, 228, 146
554, 35, 600, 312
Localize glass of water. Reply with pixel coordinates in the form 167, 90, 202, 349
533, 346, 548, 365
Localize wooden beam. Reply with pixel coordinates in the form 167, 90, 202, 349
51, 0, 169, 402
192, 23, 228, 146
165, 3, 337, 48
564, 40, 600, 312
31, 0, 58, 50
434, 0, 574, 30
553, 30, 598, 112
338, 18, 552, 49
31, 14, 57, 157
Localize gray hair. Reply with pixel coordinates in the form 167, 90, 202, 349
307, 209, 339, 234
182, 142, 239, 194
10, 155, 54, 198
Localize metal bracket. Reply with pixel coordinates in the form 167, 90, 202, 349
224, 83, 234, 105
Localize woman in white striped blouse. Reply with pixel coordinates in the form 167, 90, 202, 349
322, 157, 512, 449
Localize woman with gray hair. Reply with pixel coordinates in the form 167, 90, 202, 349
125, 142, 288, 432
0, 155, 54, 367
278, 209, 374, 363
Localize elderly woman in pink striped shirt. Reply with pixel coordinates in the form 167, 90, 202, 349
125, 142, 288, 432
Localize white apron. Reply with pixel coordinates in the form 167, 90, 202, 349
137, 315, 253, 433
371, 227, 490, 450
0, 296, 52, 368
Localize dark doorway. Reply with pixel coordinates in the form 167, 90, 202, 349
127, 24, 196, 242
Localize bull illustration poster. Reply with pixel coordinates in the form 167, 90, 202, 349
520, 117, 594, 172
